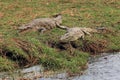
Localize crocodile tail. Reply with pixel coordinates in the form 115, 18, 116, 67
18, 26, 27, 30
96, 27, 106, 30
56, 22, 69, 30
57, 25, 69, 30
18, 24, 31, 30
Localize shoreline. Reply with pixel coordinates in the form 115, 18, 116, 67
0, 51, 120, 80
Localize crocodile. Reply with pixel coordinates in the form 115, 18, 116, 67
60, 27, 85, 42
18, 14, 62, 33
58, 25, 105, 42
58, 25, 105, 54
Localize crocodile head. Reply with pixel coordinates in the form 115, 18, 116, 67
53, 14, 62, 25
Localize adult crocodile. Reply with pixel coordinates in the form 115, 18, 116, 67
18, 14, 62, 33
58, 25, 105, 41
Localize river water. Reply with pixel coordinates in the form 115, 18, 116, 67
0, 52, 120, 80
71, 52, 120, 80
40, 52, 120, 80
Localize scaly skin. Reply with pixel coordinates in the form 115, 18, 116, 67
59, 26, 104, 42
18, 14, 62, 33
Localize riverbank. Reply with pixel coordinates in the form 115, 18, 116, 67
0, 0, 120, 76
0, 52, 120, 80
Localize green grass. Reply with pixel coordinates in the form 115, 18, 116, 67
0, 0, 120, 73
0, 56, 15, 71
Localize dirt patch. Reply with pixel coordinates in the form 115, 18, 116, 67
47, 39, 108, 54
0, 45, 29, 68
0, 12, 4, 18
81, 40, 108, 54
47, 40, 75, 52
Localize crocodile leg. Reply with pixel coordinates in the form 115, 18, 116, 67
38, 27, 47, 33
82, 31, 91, 36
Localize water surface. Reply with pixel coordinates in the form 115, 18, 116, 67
71, 52, 120, 80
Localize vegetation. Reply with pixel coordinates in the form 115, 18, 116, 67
0, 0, 120, 73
